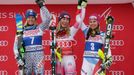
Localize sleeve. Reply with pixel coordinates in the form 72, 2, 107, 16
70, 7, 86, 37
81, 22, 88, 32
82, 24, 89, 37
13, 35, 24, 60
13, 35, 19, 59
79, 7, 88, 36
38, 6, 52, 31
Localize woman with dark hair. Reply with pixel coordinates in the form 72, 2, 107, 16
81, 14, 113, 75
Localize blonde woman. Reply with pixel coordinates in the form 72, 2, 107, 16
55, 0, 87, 75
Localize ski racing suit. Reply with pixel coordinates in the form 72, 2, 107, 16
56, 8, 86, 75
14, 6, 51, 75
80, 23, 112, 75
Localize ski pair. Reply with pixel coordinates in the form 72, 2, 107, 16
97, 16, 114, 75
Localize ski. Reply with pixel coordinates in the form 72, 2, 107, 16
16, 13, 25, 75
104, 16, 114, 57
97, 16, 114, 75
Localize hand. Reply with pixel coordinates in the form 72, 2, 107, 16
81, 0, 87, 8
101, 56, 112, 69
77, 0, 87, 9
37, 58, 44, 68
17, 59, 24, 66
35, 0, 45, 8
78, 0, 82, 7
55, 47, 62, 62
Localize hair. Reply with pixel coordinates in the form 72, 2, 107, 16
86, 24, 100, 40
24, 18, 37, 26
56, 21, 70, 38
58, 11, 71, 22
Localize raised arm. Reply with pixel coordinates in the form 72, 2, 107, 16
70, 0, 87, 37
36, 0, 52, 31
79, 0, 89, 33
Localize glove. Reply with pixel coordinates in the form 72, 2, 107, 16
35, 0, 45, 8
101, 56, 112, 70
77, 0, 87, 9
16, 55, 24, 66
78, 0, 82, 8
55, 47, 62, 62
81, 0, 87, 8
17, 59, 24, 66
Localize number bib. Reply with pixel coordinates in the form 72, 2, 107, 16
85, 42, 103, 51
23, 28, 43, 52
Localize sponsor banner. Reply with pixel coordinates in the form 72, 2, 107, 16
112, 55, 125, 62
0, 70, 8, 75
0, 40, 8, 47
109, 70, 125, 75
0, 26, 8, 32
0, 55, 8, 62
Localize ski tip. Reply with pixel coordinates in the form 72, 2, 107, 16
16, 13, 23, 32
106, 16, 114, 23
16, 13, 23, 19
16, 13, 21, 17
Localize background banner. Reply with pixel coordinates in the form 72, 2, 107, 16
0, 4, 134, 75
